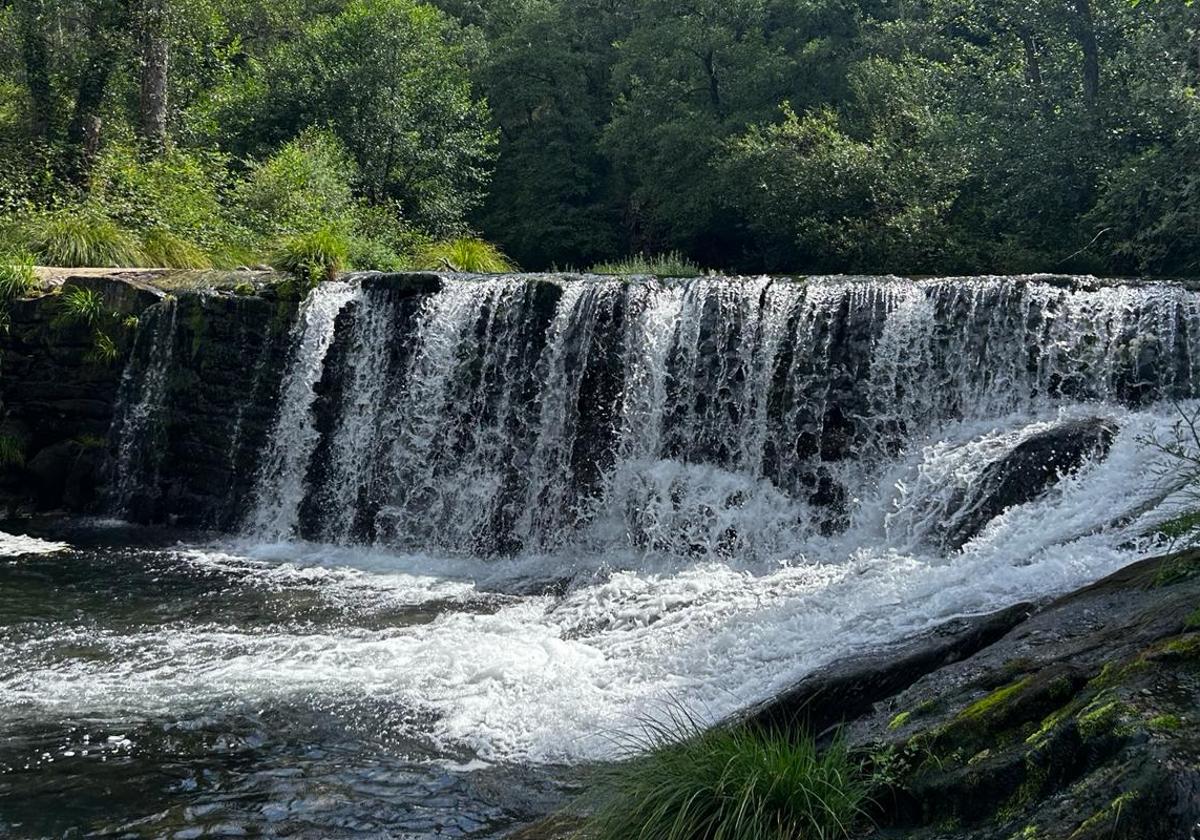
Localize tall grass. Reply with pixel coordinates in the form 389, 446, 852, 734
578, 710, 868, 840
53, 285, 105, 328
0, 250, 38, 299
25, 210, 143, 267
414, 237, 515, 273
271, 224, 351, 282
140, 228, 212, 269
589, 250, 704, 277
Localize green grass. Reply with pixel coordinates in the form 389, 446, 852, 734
25, 210, 143, 267
0, 433, 25, 467
53, 285, 105, 328
271, 224, 351, 282
0, 250, 38, 299
140, 228, 212, 269
589, 250, 704, 277
413, 237, 515, 273
579, 710, 868, 840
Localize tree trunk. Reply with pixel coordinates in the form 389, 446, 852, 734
1073, 0, 1100, 108
17, 0, 54, 142
138, 0, 170, 153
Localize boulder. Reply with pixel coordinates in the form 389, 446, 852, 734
943, 417, 1117, 550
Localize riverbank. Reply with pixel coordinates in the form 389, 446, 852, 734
515, 549, 1200, 839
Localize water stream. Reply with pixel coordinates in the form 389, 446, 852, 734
4, 274, 1200, 837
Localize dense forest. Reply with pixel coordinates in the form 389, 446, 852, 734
0, 0, 1198, 276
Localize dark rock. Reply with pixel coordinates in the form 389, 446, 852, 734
358, 271, 444, 296
740, 602, 1034, 735
943, 418, 1118, 550
26, 440, 103, 510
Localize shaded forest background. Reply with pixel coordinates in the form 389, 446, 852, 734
0, 0, 1198, 276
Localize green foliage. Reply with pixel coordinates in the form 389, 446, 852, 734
0, 434, 25, 468
590, 251, 704, 277
0, 250, 38, 299
235, 128, 359, 236
88, 141, 233, 249
140, 228, 212, 269
249, 0, 496, 234
414, 237, 515, 273
86, 329, 121, 365
271, 224, 351, 282
580, 712, 868, 840
25, 210, 143, 268
54, 286, 105, 328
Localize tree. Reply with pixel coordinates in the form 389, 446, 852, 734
265, 0, 496, 234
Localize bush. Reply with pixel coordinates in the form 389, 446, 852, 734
580, 712, 868, 840
140, 228, 212, 269
0, 250, 38, 299
25, 210, 143, 267
413, 237, 515, 273
271, 224, 351, 282
235, 128, 360, 236
589, 250, 703, 277
89, 140, 233, 249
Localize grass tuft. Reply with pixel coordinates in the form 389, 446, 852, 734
0, 433, 25, 467
25, 210, 143, 267
413, 237, 515, 273
140, 228, 212, 269
0, 250, 38, 299
271, 224, 350, 282
589, 250, 704, 277
579, 708, 868, 840
53, 285, 104, 328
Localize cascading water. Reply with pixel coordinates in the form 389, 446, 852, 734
243, 275, 1200, 558
7, 273, 1200, 835
107, 296, 178, 515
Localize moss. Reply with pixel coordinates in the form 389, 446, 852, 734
1026, 699, 1083, 747
234, 281, 256, 296
1076, 700, 1125, 741
959, 677, 1032, 721
1157, 635, 1200, 660
1186, 608, 1200, 630
888, 711, 912, 730
1151, 553, 1200, 587
1147, 714, 1182, 731
915, 699, 938, 716
1068, 791, 1139, 839
186, 303, 206, 358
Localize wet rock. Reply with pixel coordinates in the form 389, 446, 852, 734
26, 439, 103, 510
943, 418, 1118, 550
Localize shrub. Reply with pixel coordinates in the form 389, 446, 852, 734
25, 210, 143, 267
413, 237, 515, 273
271, 224, 351, 282
235, 128, 360, 236
579, 711, 868, 840
589, 250, 703, 277
89, 140, 232, 248
0, 250, 38, 299
140, 228, 212, 269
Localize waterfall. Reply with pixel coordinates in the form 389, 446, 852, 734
108, 296, 178, 515
246, 281, 357, 539
225, 274, 1200, 558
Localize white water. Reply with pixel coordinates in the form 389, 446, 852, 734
108, 297, 178, 513
247, 282, 357, 539
3, 405, 1192, 763
15, 274, 1200, 766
